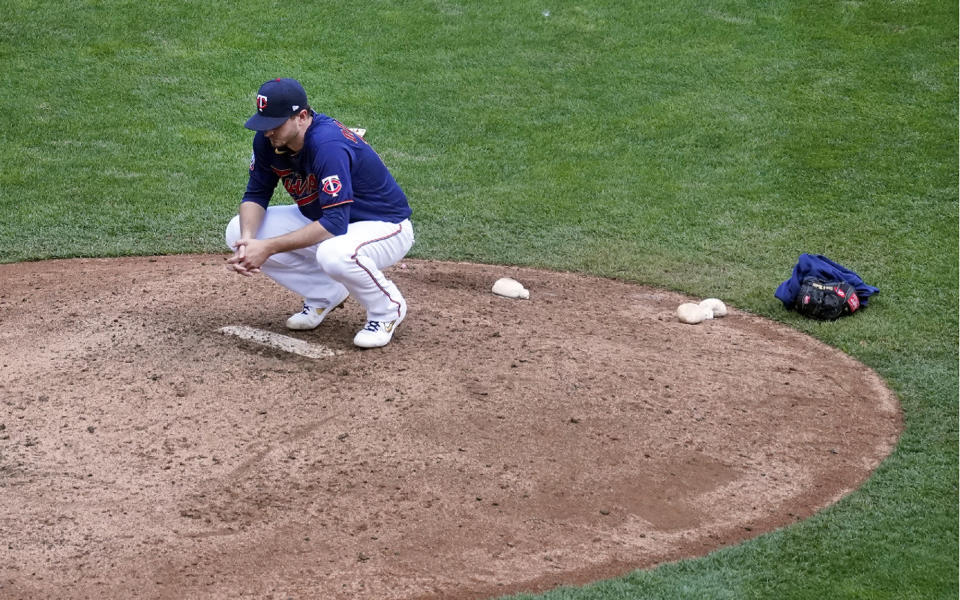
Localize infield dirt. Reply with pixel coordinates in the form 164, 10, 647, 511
0, 256, 901, 599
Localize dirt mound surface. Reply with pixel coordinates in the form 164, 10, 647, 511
0, 256, 900, 599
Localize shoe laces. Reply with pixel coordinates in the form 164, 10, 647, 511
361, 320, 381, 332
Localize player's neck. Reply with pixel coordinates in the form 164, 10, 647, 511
286, 114, 313, 153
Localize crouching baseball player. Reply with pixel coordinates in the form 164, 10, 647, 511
226, 78, 414, 348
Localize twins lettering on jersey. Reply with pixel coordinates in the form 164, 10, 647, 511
270, 167, 343, 206
271, 167, 317, 206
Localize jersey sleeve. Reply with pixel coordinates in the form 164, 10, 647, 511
309, 143, 355, 236
241, 135, 279, 208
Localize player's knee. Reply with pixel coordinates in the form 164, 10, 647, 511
315, 249, 352, 278
316, 237, 361, 277
225, 216, 241, 249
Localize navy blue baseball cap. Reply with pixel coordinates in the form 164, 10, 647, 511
244, 78, 309, 131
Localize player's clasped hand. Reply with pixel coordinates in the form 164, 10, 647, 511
226, 238, 268, 276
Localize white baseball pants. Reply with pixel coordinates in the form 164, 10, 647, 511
225, 204, 414, 322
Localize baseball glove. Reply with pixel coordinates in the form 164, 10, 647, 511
793, 278, 861, 320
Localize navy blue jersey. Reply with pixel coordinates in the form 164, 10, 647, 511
243, 112, 411, 236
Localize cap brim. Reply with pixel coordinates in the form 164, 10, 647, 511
244, 113, 289, 131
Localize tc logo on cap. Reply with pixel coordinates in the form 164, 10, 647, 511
257, 94, 268, 112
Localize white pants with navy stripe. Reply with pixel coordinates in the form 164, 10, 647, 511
225, 205, 414, 322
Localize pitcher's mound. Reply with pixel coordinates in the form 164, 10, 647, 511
0, 256, 900, 600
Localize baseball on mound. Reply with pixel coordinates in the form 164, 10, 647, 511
677, 302, 710, 324
699, 297, 727, 317
492, 277, 530, 299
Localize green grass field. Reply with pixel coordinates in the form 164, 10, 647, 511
1, 1, 956, 598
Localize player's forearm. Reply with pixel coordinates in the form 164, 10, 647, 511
264, 220, 334, 254
238, 201, 266, 240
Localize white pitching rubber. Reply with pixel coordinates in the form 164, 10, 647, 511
220, 326, 343, 358
492, 277, 530, 299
